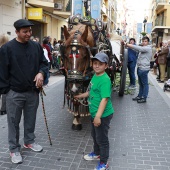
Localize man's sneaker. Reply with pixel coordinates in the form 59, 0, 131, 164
132, 96, 141, 101
84, 152, 100, 161
128, 85, 136, 90
23, 143, 43, 152
94, 162, 109, 170
10, 152, 22, 164
137, 98, 146, 103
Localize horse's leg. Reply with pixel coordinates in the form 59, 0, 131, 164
72, 102, 82, 130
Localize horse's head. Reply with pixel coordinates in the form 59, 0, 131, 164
62, 24, 94, 93
62, 24, 94, 79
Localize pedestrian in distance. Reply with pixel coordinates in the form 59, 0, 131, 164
74, 52, 114, 170
157, 40, 169, 83
124, 36, 152, 103
127, 38, 138, 89
167, 40, 170, 79
0, 19, 49, 164
0, 33, 10, 115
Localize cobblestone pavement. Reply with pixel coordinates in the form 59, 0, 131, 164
0, 74, 170, 170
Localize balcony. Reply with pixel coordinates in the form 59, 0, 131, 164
27, 0, 71, 19
155, 16, 166, 26
156, 0, 168, 10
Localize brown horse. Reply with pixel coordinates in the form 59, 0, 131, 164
63, 24, 95, 80
61, 24, 95, 130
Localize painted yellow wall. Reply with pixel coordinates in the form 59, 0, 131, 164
43, 14, 67, 40
166, 6, 170, 26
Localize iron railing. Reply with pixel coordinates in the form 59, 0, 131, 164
156, 0, 168, 5
155, 16, 166, 26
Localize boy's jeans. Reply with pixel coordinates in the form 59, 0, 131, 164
91, 114, 113, 164
137, 68, 149, 99
128, 61, 136, 86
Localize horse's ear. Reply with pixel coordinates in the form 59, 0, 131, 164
81, 25, 88, 42
63, 25, 70, 40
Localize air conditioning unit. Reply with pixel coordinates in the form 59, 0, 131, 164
164, 29, 168, 34
54, 3, 63, 10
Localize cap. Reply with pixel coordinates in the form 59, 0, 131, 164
92, 52, 109, 64
14, 19, 34, 29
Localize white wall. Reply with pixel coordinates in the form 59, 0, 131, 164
0, 0, 22, 39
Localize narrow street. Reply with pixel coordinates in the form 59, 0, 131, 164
0, 73, 170, 170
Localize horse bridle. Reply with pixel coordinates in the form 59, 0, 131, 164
61, 30, 92, 81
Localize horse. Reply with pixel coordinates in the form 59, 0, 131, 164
60, 23, 116, 130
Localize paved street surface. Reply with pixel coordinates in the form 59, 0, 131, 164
0, 72, 170, 170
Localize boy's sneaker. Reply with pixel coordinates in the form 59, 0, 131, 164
10, 152, 22, 164
23, 143, 43, 152
84, 152, 100, 161
94, 162, 109, 170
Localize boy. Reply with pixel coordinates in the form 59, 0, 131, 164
124, 36, 152, 103
75, 52, 114, 170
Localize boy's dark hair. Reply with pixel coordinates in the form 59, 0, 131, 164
129, 38, 136, 43
142, 36, 150, 42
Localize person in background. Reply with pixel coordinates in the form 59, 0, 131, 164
166, 40, 170, 79
0, 33, 9, 115
75, 53, 114, 170
42, 45, 50, 86
157, 40, 168, 83
151, 43, 156, 71
42, 37, 52, 70
53, 38, 57, 47
35, 36, 40, 43
47, 36, 53, 52
124, 36, 152, 103
127, 38, 138, 89
0, 19, 48, 164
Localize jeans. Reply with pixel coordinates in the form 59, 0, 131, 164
128, 62, 136, 86
137, 68, 149, 99
91, 114, 113, 164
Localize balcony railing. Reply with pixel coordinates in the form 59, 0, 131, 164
155, 16, 166, 26
156, 0, 168, 5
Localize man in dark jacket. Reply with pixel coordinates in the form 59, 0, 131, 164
127, 38, 138, 89
0, 19, 48, 164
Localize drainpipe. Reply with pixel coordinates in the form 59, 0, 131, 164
22, 0, 26, 19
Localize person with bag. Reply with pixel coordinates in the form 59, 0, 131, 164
0, 19, 48, 164
0, 33, 9, 115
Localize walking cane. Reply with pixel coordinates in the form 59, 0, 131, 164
39, 87, 52, 146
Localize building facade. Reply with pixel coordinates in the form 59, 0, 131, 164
0, 0, 23, 39
0, 0, 71, 42
151, 0, 170, 46
26, 0, 71, 42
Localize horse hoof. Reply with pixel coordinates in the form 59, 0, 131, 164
72, 124, 82, 131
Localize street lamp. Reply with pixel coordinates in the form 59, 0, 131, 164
116, 27, 120, 35
143, 18, 147, 32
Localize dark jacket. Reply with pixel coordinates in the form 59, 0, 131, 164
0, 38, 48, 94
158, 46, 169, 65
128, 47, 138, 63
